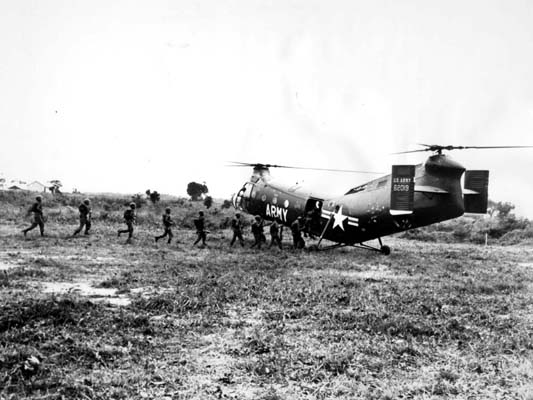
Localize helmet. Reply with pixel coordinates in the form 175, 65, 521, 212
255, 215, 261, 221
130, 202, 136, 208
83, 199, 90, 205
36, 195, 42, 201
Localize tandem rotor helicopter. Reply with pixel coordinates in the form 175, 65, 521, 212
229, 144, 532, 255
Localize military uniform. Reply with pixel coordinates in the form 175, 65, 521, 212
73, 200, 91, 235
303, 210, 316, 239
250, 217, 265, 249
230, 214, 245, 247
118, 204, 136, 243
291, 218, 305, 249
269, 221, 283, 249
23, 198, 45, 237
193, 212, 207, 246
155, 210, 174, 244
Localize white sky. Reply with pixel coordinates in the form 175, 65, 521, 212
1, 0, 532, 216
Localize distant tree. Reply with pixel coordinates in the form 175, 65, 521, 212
49, 180, 62, 194
187, 182, 208, 201
203, 196, 213, 209
494, 201, 515, 219
145, 189, 160, 204
222, 199, 232, 209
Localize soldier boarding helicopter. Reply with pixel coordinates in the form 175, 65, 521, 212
229, 144, 532, 255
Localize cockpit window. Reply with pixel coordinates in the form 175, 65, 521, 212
233, 182, 255, 210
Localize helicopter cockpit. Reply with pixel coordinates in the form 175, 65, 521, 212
232, 182, 255, 211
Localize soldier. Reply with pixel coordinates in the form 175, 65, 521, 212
268, 220, 283, 249
230, 213, 245, 247
118, 202, 136, 243
155, 207, 175, 244
193, 211, 207, 247
303, 209, 317, 239
23, 195, 45, 237
73, 199, 92, 236
250, 215, 264, 249
290, 216, 305, 249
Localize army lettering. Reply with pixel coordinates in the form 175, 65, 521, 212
265, 204, 288, 221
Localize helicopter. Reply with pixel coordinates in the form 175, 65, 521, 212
229, 144, 532, 255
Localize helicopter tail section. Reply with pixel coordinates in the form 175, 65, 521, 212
390, 165, 416, 215
463, 170, 489, 213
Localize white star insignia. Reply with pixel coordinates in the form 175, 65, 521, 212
332, 206, 348, 230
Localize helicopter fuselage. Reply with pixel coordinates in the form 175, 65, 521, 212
232, 154, 488, 248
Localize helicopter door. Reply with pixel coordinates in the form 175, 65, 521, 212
304, 198, 324, 233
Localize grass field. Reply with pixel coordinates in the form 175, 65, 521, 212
1, 219, 533, 400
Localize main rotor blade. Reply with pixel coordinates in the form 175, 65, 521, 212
225, 161, 383, 174
458, 145, 533, 150
393, 144, 533, 154
275, 165, 384, 174
391, 149, 432, 155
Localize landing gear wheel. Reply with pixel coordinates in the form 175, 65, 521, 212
380, 245, 391, 255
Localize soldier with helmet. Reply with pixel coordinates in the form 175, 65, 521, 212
155, 207, 175, 244
268, 220, 283, 249
23, 195, 45, 237
250, 215, 265, 249
229, 213, 245, 247
118, 202, 136, 243
73, 198, 92, 236
290, 215, 306, 249
193, 211, 208, 247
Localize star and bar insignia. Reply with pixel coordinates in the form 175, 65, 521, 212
321, 206, 359, 230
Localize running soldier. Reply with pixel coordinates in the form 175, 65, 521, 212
250, 215, 265, 249
73, 199, 92, 236
230, 213, 245, 247
23, 195, 45, 237
155, 207, 175, 244
193, 211, 207, 247
268, 220, 283, 249
118, 202, 136, 243
290, 216, 305, 249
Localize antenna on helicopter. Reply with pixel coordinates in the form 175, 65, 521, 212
392, 144, 533, 155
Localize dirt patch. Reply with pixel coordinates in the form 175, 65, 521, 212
37, 281, 131, 306
294, 264, 408, 281
0, 261, 21, 271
